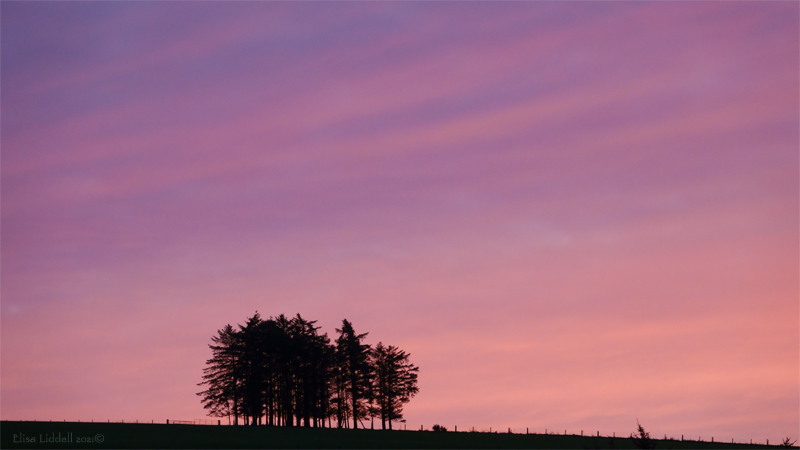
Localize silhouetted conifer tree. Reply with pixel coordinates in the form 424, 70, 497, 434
239, 313, 267, 425
631, 420, 655, 449
256, 318, 289, 426
284, 314, 332, 427
371, 342, 419, 430
197, 324, 243, 425
335, 319, 373, 429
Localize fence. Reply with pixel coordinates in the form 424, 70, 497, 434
409, 425, 783, 446
167, 419, 219, 425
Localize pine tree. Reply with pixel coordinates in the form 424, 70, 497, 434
239, 313, 267, 425
335, 319, 373, 429
257, 318, 289, 426
371, 342, 419, 430
286, 314, 333, 428
197, 324, 243, 425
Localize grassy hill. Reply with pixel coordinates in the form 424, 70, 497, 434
0, 420, 782, 449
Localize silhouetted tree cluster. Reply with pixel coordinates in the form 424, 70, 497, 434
198, 313, 419, 429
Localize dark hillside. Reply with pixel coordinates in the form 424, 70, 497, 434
0, 421, 782, 449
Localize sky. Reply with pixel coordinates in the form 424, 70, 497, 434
1, 1, 798, 443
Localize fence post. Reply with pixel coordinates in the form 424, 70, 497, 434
218, 420, 221, 426
455, 426, 457, 432
167, 419, 169, 424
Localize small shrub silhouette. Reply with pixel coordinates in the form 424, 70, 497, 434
432, 424, 447, 432
780, 437, 797, 447
630, 420, 655, 449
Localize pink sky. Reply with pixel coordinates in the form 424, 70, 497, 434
2, 1, 798, 443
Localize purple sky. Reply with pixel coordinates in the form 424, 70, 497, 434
2, 1, 798, 443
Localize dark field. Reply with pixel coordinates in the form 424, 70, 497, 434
0, 421, 780, 449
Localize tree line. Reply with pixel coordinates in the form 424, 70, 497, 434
197, 312, 419, 430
